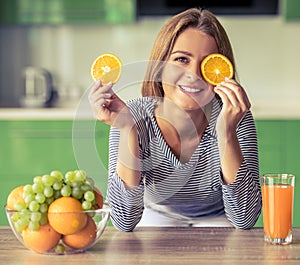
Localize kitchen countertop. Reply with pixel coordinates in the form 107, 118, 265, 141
0, 107, 81, 120
251, 100, 300, 119
0, 107, 94, 120
0, 101, 300, 120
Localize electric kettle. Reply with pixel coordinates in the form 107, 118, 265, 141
20, 67, 57, 108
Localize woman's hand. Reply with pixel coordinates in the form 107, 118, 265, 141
88, 81, 134, 129
89, 80, 141, 187
213, 78, 251, 184
214, 78, 251, 136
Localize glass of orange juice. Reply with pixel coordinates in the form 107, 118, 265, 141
261, 174, 295, 245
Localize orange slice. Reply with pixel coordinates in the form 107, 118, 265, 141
90, 53, 122, 84
200, 53, 234, 86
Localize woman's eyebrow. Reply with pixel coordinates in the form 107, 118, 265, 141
171, 50, 193, 56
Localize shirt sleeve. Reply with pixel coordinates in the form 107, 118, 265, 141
221, 111, 262, 229
106, 126, 145, 232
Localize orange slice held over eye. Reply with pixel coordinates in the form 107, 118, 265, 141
200, 53, 234, 86
90, 53, 122, 84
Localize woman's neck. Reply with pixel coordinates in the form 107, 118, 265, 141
155, 99, 211, 140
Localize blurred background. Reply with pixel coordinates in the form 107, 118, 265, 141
0, 0, 299, 109
1, 0, 300, 226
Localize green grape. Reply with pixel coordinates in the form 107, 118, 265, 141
32, 182, 44, 194
55, 243, 66, 254
84, 191, 95, 202
28, 221, 40, 231
30, 212, 42, 222
71, 181, 82, 188
11, 212, 21, 222
53, 181, 62, 191
61, 184, 72, 197
81, 183, 93, 192
42, 174, 55, 186
14, 202, 27, 211
65, 171, 76, 183
82, 200, 92, 210
29, 201, 40, 212
15, 217, 29, 232
23, 184, 33, 194
75, 170, 87, 182
35, 193, 46, 204
39, 213, 48, 225
39, 203, 48, 213
20, 208, 31, 217
46, 197, 55, 205
24, 194, 35, 205
33, 176, 43, 184
53, 190, 61, 200
44, 186, 54, 198
72, 187, 83, 200
85, 177, 95, 187
14, 223, 26, 232
50, 170, 63, 181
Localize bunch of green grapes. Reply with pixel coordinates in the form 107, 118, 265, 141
12, 170, 98, 232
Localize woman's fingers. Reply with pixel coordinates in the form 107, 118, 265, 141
214, 78, 251, 110
90, 79, 102, 93
89, 82, 114, 105
214, 78, 252, 133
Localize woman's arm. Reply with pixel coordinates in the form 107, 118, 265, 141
214, 78, 251, 184
89, 81, 142, 187
221, 111, 261, 229
116, 125, 141, 188
214, 79, 261, 229
89, 82, 144, 231
107, 127, 145, 231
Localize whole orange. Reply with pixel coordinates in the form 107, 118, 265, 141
6, 186, 25, 210
22, 223, 61, 253
63, 215, 97, 249
48, 197, 87, 235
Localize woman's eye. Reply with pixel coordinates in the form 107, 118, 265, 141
175, 57, 189, 64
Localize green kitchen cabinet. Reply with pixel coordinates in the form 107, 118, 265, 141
255, 120, 300, 227
286, 121, 300, 225
256, 120, 286, 174
1, 119, 300, 228
0, 120, 110, 226
0, 0, 135, 25
283, 0, 300, 21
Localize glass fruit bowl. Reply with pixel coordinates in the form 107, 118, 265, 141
5, 203, 111, 255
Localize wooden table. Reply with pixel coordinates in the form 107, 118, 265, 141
1, 226, 300, 264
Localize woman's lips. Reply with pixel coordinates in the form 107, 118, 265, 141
179, 85, 204, 93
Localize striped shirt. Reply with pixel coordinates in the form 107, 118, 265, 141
107, 96, 262, 231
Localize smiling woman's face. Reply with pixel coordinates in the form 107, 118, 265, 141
161, 28, 218, 111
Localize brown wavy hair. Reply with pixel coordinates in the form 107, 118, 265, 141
141, 8, 235, 97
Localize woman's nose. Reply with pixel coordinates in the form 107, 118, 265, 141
185, 62, 201, 80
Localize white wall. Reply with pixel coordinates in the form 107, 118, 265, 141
220, 16, 300, 107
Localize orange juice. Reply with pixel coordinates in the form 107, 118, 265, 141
262, 184, 294, 239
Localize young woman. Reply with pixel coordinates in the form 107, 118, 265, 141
89, 8, 261, 231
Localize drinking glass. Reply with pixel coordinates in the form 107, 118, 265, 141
261, 174, 295, 245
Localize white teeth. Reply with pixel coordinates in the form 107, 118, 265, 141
180, 85, 202, 93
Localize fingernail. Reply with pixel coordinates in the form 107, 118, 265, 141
107, 81, 113, 86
